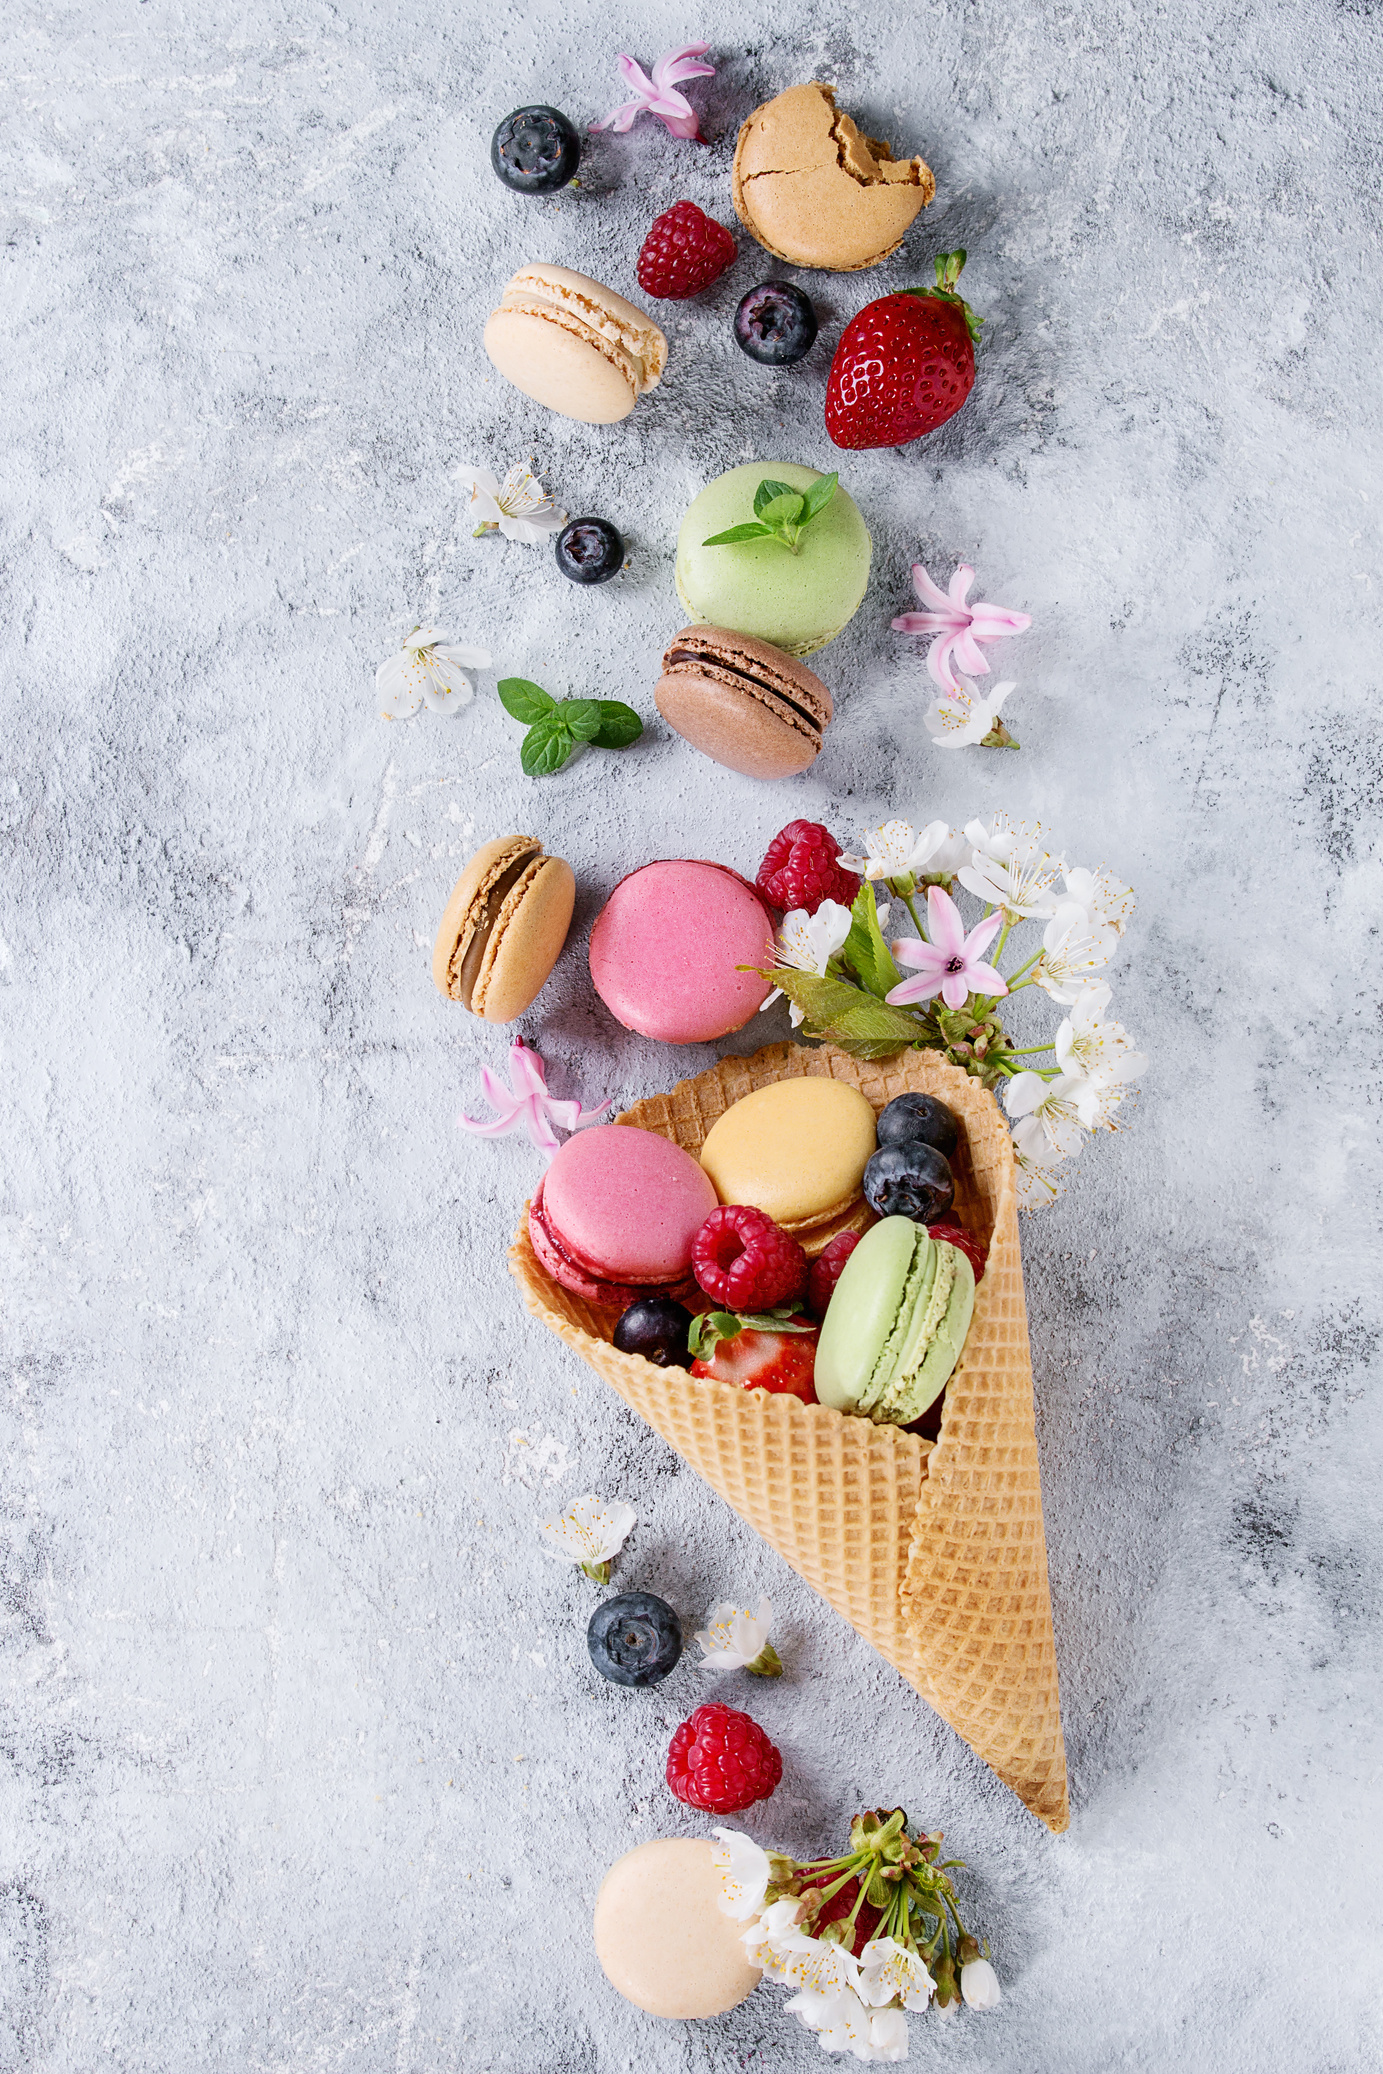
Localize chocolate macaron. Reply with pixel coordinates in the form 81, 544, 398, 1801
655, 626, 832, 780
432, 835, 575, 1022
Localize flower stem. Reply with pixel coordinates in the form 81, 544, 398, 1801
901, 891, 928, 940
1003, 1042, 1057, 1058
1002, 948, 1043, 984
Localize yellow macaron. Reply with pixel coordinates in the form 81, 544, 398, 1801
698, 1077, 878, 1247
432, 835, 575, 1022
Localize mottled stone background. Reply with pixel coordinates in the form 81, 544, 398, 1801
2, 1, 1381, 2068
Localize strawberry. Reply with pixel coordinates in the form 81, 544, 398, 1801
689, 1309, 818, 1404
824, 251, 982, 451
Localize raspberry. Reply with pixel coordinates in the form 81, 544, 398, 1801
807, 1230, 862, 1318
928, 1223, 988, 1283
693, 1205, 807, 1311
636, 202, 737, 301
756, 820, 861, 915
802, 1872, 885, 1956
666, 1702, 782, 1814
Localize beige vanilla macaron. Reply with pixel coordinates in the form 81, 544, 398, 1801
484, 265, 668, 424
699, 1077, 879, 1254
594, 1839, 760, 2020
431, 835, 575, 1022
733, 83, 935, 271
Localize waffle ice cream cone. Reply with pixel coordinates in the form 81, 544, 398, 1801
509, 1043, 1069, 1832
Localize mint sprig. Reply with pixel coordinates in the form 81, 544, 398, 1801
703, 472, 839, 557
498, 678, 643, 776
687, 1306, 816, 1361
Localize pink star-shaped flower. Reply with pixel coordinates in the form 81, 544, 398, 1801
588, 43, 715, 143
891, 563, 1032, 690
885, 886, 1010, 1012
457, 1038, 609, 1157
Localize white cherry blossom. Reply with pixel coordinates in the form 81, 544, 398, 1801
1004, 1071, 1086, 1166
961, 1956, 1002, 2008
762, 900, 852, 1026
1037, 902, 1119, 1003
376, 628, 490, 720
461, 463, 567, 544
784, 1986, 909, 2061
696, 1596, 781, 1675
711, 1830, 773, 1923
537, 1493, 635, 1582
837, 819, 961, 882
1063, 864, 1135, 936
958, 817, 1065, 917
1014, 1150, 1065, 1212
1054, 994, 1148, 1128
924, 675, 1018, 749
858, 1936, 937, 2010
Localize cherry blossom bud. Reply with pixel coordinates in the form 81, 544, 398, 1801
961, 1956, 1001, 2009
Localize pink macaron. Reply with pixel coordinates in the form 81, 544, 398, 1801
589, 861, 775, 1044
529, 1123, 718, 1309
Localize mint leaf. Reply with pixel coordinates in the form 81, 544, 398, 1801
703, 522, 775, 547
750, 479, 804, 522
520, 715, 575, 776
497, 676, 555, 724
592, 700, 643, 750
762, 966, 933, 1061
798, 471, 839, 525
558, 698, 602, 743
687, 1311, 745, 1359
841, 883, 903, 1000
760, 493, 806, 526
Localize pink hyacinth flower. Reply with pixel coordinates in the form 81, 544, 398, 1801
886, 886, 1009, 1012
892, 563, 1032, 691
458, 1038, 609, 1157
588, 43, 715, 142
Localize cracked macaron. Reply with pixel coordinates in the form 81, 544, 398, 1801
483, 264, 667, 424
732, 83, 935, 272
655, 627, 833, 780
431, 835, 575, 1022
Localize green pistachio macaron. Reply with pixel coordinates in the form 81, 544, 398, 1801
815, 1216, 975, 1426
674, 462, 872, 657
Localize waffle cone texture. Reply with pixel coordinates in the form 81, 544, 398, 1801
509, 1044, 1069, 1831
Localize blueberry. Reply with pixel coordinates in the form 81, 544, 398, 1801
555, 517, 624, 585
490, 106, 581, 194
613, 1298, 692, 1367
863, 1142, 955, 1224
734, 280, 819, 365
876, 1094, 959, 1161
588, 1592, 682, 1687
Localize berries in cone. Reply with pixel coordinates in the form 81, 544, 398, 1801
825, 251, 982, 451
637, 201, 737, 300
693, 1205, 807, 1311
807, 1230, 862, 1317
756, 820, 861, 915
666, 1702, 782, 1813
689, 1315, 818, 1404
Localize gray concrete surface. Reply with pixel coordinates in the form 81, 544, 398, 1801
2, 1, 1381, 2068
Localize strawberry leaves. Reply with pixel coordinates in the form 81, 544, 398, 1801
907, 249, 984, 344
703, 472, 839, 556
498, 678, 643, 776
687, 1306, 816, 1360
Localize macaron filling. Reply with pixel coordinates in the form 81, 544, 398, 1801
663, 649, 824, 735
452, 853, 540, 1008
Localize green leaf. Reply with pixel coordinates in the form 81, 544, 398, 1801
798, 470, 839, 525
758, 492, 806, 526
591, 700, 643, 750
497, 676, 556, 724
687, 1306, 815, 1361
519, 715, 575, 776
764, 966, 935, 1061
558, 698, 602, 742
841, 883, 903, 1000
702, 522, 776, 547
754, 477, 801, 517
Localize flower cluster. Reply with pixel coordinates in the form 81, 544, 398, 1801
714, 1810, 1000, 2060
759, 814, 1145, 1209
892, 562, 1031, 750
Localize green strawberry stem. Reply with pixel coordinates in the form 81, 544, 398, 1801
905, 249, 984, 344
